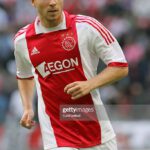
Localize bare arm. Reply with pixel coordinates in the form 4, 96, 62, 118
18, 79, 35, 129
88, 66, 128, 89
64, 66, 128, 100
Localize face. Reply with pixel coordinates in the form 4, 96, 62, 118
32, 0, 63, 27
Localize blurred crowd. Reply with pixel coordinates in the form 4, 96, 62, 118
0, 0, 150, 150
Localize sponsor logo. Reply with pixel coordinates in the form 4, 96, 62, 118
31, 47, 40, 56
62, 36, 76, 51
36, 57, 79, 78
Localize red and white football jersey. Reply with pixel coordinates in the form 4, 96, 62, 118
14, 11, 128, 150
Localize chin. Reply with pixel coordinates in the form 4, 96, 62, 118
47, 17, 57, 22
47, 14, 58, 21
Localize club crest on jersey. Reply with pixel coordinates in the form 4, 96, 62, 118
62, 36, 76, 51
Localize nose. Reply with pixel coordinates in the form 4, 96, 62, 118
49, 0, 57, 7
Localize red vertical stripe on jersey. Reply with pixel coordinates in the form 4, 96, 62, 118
25, 12, 102, 148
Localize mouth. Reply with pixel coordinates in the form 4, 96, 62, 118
47, 9, 58, 13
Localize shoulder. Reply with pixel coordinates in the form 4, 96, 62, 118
14, 24, 32, 56
75, 15, 102, 41
76, 14, 100, 23
14, 24, 31, 46
76, 14, 115, 45
76, 15, 102, 31
75, 15, 106, 37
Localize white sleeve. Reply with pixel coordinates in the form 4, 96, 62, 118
87, 17, 128, 67
14, 34, 34, 79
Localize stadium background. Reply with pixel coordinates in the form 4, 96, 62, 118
0, 0, 150, 150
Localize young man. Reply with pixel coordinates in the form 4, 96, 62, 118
14, 0, 128, 150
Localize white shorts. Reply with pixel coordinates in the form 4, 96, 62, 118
46, 138, 117, 150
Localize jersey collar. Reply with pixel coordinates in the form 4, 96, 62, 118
34, 11, 72, 34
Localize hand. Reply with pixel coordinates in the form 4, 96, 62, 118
20, 109, 35, 129
64, 81, 93, 100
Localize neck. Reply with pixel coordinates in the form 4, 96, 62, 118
40, 13, 63, 28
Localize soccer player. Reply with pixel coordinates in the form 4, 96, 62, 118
14, 0, 128, 150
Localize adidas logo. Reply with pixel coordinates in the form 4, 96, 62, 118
31, 47, 40, 55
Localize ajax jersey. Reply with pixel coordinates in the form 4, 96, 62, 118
14, 11, 128, 150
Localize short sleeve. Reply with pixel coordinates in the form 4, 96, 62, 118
86, 17, 128, 67
14, 35, 34, 79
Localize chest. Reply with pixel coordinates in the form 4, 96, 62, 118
28, 30, 80, 64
